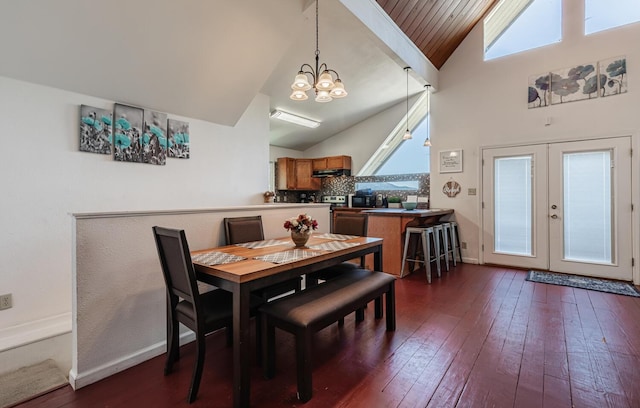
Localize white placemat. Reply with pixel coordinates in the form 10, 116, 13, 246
315, 233, 358, 240
253, 249, 323, 264
235, 239, 289, 249
192, 251, 246, 266
309, 241, 360, 251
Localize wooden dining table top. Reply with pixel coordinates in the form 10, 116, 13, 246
192, 234, 383, 284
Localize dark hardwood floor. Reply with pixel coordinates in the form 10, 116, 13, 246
17, 264, 640, 407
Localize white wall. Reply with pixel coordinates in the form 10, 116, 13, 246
0, 76, 272, 360
430, 3, 640, 269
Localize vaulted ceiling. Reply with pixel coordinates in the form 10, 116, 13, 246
0, 0, 500, 151
376, 0, 499, 69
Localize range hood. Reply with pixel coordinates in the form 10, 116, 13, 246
312, 168, 351, 178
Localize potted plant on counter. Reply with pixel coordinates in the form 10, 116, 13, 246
387, 196, 402, 208
263, 191, 276, 203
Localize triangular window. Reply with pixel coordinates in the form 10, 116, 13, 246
484, 0, 562, 61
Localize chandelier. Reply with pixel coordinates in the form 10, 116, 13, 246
290, 0, 347, 103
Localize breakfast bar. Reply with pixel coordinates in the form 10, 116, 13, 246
363, 208, 454, 276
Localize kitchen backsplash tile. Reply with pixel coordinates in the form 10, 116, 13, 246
320, 173, 429, 201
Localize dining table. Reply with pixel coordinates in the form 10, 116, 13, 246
191, 233, 383, 408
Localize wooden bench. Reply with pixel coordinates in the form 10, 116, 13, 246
259, 269, 396, 402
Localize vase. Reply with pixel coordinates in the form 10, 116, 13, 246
291, 231, 311, 247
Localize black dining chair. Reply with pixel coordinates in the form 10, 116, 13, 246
306, 212, 369, 287
224, 216, 302, 301
152, 226, 262, 403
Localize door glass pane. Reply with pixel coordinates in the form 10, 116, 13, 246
563, 151, 612, 263
494, 156, 533, 255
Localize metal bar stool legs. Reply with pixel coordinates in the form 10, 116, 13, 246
440, 222, 456, 268
400, 226, 440, 283
450, 221, 462, 263
433, 224, 450, 272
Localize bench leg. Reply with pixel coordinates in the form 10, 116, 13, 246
355, 307, 365, 322
385, 282, 396, 331
262, 318, 276, 379
374, 296, 383, 319
296, 329, 313, 402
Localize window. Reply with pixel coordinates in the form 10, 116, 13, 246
374, 117, 430, 176
355, 180, 419, 192
484, 0, 562, 61
585, 0, 640, 35
359, 91, 430, 176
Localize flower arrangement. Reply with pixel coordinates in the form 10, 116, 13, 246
284, 213, 318, 234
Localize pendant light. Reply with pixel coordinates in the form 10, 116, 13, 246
290, 0, 347, 103
423, 84, 432, 147
402, 67, 412, 140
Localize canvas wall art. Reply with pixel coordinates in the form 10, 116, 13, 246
528, 73, 550, 109
550, 63, 598, 105
142, 110, 167, 165
80, 105, 112, 154
599, 56, 627, 97
167, 118, 190, 159
528, 55, 628, 107
114, 104, 144, 162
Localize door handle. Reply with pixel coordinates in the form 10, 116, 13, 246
550, 214, 558, 219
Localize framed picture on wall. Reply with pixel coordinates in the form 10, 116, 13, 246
167, 118, 190, 159
439, 149, 463, 173
114, 103, 144, 162
142, 109, 167, 165
80, 105, 112, 155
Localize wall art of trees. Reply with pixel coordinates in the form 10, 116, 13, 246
527, 56, 627, 108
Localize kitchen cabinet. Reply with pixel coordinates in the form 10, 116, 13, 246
312, 155, 352, 171
276, 158, 320, 191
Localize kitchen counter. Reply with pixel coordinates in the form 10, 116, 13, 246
362, 208, 454, 276
363, 208, 453, 217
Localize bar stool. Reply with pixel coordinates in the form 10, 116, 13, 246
400, 226, 441, 283
432, 224, 450, 272
450, 221, 462, 263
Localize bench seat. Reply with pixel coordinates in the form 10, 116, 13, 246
260, 269, 396, 402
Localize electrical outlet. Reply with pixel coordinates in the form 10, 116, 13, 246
0, 293, 12, 310
461, 242, 467, 250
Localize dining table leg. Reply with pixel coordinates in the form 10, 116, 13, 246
232, 284, 252, 408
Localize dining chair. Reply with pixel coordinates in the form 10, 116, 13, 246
306, 212, 369, 287
223, 216, 302, 301
152, 226, 262, 403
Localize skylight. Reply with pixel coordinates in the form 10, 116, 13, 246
484, 0, 562, 61
585, 0, 640, 35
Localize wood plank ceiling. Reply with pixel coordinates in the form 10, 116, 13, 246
376, 0, 500, 69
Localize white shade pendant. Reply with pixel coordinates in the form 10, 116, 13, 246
403, 67, 412, 140
423, 84, 431, 147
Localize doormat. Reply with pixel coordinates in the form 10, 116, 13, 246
0, 359, 68, 408
527, 270, 640, 297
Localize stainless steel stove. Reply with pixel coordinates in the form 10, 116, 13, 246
322, 195, 347, 210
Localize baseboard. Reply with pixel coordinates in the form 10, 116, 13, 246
69, 331, 196, 390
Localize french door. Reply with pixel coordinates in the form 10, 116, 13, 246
481, 137, 632, 281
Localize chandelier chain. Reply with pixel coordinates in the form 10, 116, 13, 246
315, 0, 319, 57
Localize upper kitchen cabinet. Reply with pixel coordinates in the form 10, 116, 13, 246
276, 158, 321, 191
312, 155, 352, 171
